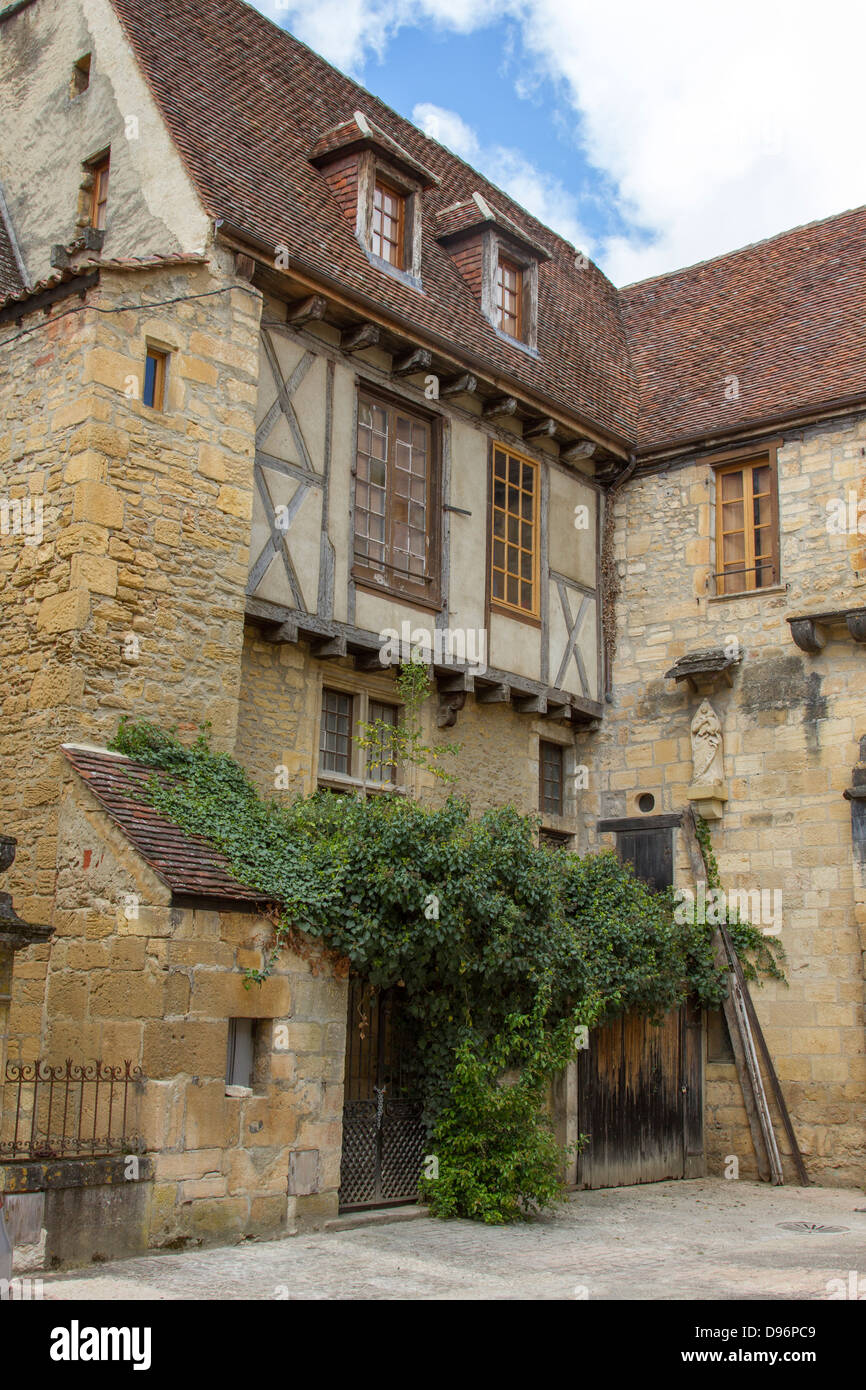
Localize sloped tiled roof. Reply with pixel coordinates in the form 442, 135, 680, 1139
106, 0, 637, 445
63, 745, 269, 906
620, 206, 866, 452
0, 190, 26, 299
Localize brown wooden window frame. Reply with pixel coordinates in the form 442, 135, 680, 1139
352, 388, 440, 608
318, 687, 354, 778
496, 255, 523, 340
539, 739, 564, 817
488, 442, 541, 621
711, 446, 780, 597
317, 686, 404, 794
370, 177, 406, 270
88, 154, 110, 231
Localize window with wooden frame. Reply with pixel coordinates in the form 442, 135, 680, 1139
317, 688, 403, 793
714, 453, 779, 595
88, 154, 110, 230
143, 347, 168, 411
353, 392, 437, 603
489, 445, 540, 618
365, 700, 398, 786
371, 178, 405, 268
319, 688, 353, 777
539, 740, 564, 817
496, 255, 523, 339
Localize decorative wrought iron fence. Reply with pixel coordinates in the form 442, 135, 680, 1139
0, 1059, 144, 1161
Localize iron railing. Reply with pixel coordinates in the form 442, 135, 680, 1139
0, 1059, 143, 1161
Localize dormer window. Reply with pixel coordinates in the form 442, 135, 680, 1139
496, 256, 523, 339
371, 179, 405, 269
435, 194, 548, 353
309, 112, 439, 291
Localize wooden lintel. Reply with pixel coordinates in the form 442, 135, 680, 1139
393, 347, 432, 376
341, 322, 380, 353
286, 294, 327, 325
441, 373, 477, 397
483, 396, 519, 419
524, 417, 558, 440
476, 683, 510, 704
561, 439, 596, 462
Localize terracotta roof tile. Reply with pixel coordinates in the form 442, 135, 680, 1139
63, 745, 269, 906
0, 191, 26, 299
621, 206, 866, 452
106, 0, 637, 445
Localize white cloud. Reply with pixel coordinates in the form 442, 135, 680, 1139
253, 0, 866, 284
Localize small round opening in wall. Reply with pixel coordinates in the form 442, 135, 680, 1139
637, 793, 656, 814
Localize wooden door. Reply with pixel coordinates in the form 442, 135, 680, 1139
575, 817, 705, 1188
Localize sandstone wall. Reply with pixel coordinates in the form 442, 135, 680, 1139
585, 412, 866, 1186
4, 766, 347, 1250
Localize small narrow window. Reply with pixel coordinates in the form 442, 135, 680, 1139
715, 456, 778, 595
226, 1018, 257, 1089
490, 445, 539, 616
89, 154, 110, 230
496, 256, 523, 339
319, 689, 353, 775
371, 179, 405, 268
71, 54, 91, 97
143, 347, 168, 411
366, 701, 398, 785
540, 741, 564, 816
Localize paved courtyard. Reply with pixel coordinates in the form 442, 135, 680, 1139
35, 1179, 866, 1301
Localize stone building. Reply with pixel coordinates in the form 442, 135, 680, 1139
0, 0, 864, 1260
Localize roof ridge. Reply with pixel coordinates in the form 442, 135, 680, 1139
620, 202, 866, 294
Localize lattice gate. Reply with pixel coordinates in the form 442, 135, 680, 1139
339, 978, 426, 1211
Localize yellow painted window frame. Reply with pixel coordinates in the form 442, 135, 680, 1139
489, 443, 541, 620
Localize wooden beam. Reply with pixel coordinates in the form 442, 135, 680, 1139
441, 372, 477, 397
476, 683, 509, 704
524, 417, 558, 440
309, 632, 347, 659
235, 253, 256, 282
261, 619, 299, 644
341, 322, 380, 353
393, 347, 432, 376
286, 294, 327, 325
483, 396, 518, 418
436, 671, 474, 694
513, 693, 547, 714
561, 439, 596, 462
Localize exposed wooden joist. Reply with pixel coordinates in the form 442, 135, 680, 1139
435, 671, 475, 694
341, 322, 380, 353
261, 619, 299, 644
483, 396, 519, 418
441, 372, 477, 397
524, 417, 558, 440
393, 347, 433, 376
513, 693, 547, 715
476, 683, 510, 704
286, 293, 327, 325
561, 439, 596, 462
310, 633, 348, 659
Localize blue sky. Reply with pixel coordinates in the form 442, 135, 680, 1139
255, 0, 866, 286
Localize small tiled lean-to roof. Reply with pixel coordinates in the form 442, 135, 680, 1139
106, 0, 637, 445
63, 745, 269, 906
620, 205, 866, 452
0, 189, 26, 299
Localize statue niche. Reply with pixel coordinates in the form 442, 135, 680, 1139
687, 698, 728, 819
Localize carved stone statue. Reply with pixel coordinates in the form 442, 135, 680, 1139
690, 699, 725, 787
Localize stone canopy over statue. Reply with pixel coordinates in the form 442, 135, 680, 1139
688, 699, 728, 818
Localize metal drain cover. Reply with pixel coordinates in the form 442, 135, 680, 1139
777, 1221, 849, 1233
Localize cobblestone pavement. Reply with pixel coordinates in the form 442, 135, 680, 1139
38, 1179, 866, 1300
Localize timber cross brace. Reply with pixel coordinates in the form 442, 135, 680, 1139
553, 577, 591, 696
247, 330, 329, 611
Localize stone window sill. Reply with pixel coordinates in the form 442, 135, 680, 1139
707, 584, 787, 604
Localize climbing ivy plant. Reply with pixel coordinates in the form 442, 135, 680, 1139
109, 714, 784, 1225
